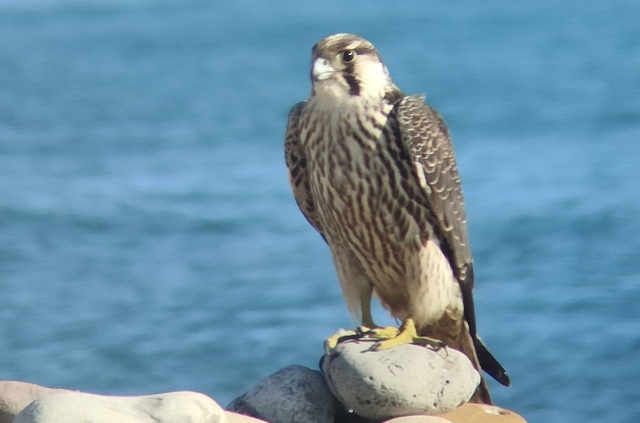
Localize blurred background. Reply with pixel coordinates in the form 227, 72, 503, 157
1, 0, 639, 421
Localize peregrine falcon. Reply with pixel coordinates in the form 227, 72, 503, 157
285, 33, 510, 404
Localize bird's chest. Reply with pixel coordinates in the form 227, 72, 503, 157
301, 107, 407, 252
302, 105, 390, 189
304, 116, 386, 210
319, 133, 381, 194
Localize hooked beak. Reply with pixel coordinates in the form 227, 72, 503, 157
312, 57, 335, 81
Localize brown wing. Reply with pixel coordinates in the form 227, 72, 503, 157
396, 95, 510, 387
395, 95, 475, 331
284, 101, 326, 240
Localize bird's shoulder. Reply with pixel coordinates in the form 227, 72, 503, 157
286, 101, 306, 129
395, 95, 451, 143
284, 100, 326, 238
392, 94, 458, 193
284, 101, 307, 161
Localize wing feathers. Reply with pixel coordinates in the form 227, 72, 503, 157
396, 96, 510, 387
395, 95, 472, 280
396, 95, 478, 340
284, 102, 326, 239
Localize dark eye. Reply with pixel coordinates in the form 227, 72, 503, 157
341, 50, 356, 63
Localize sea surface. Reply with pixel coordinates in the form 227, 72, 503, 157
1, 1, 639, 421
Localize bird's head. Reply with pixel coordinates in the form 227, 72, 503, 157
309, 33, 400, 102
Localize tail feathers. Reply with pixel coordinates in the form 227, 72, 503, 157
458, 328, 493, 405
475, 336, 511, 387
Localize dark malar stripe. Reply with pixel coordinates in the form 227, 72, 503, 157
344, 74, 360, 96
344, 65, 360, 96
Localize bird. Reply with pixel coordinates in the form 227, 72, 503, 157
284, 33, 510, 404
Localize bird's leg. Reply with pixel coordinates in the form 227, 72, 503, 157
364, 318, 446, 352
358, 294, 378, 332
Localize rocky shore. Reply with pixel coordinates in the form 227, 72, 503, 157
1, 341, 526, 423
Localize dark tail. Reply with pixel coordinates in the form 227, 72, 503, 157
459, 329, 494, 404
475, 335, 511, 387
455, 265, 510, 399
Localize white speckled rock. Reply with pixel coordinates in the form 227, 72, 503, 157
227, 364, 341, 423
13, 391, 226, 423
322, 340, 480, 420
0, 381, 72, 423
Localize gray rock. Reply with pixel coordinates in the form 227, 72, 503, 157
227, 364, 341, 423
334, 412, 375, 423
13, 391, 226, 423
322, 340, 480, 420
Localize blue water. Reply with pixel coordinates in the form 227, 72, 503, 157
1, 1, 639, 421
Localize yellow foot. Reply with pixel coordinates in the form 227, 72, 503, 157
324, 326, 374, 354
324, 319, 446, 354
364, 318, 446, 352
324, 329, 355, 354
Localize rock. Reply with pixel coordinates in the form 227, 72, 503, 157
13, 390, 226, 423
322, 340, 480, 420
334, 412, 374, 423
225, 411, 268, 423
439, 403, 527, 423
0, 381, 71, 423
227, 364, 341, 423
383, 416, 451, 423
336, 404, 529, 423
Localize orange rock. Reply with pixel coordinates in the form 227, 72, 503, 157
439, 403, 527, 423
383, 415, 451, 422
225, 411, 269, 422
382, 403, 526, 423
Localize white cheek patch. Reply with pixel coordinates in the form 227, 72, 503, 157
356, 61, 388, 98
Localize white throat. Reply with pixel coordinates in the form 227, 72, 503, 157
357, 61, 389, 99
